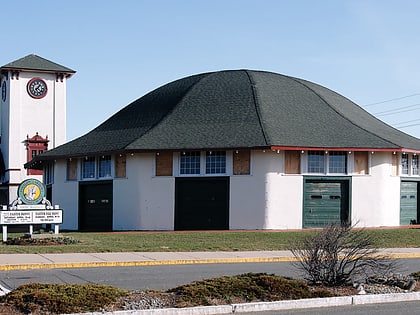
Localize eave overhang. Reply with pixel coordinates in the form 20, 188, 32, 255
270, 146, 420, 154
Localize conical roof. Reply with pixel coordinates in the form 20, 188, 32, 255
30, 70, 420, 161
1, 54, 75, 74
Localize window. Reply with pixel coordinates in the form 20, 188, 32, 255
307, 151, 348, 174
44, 163, 54, 185
401, 153, 419, 176
329, 152, 347, 174
206, 151, 226, 174
180, 152, 200, 174
82, 157, 96, 179
98, 155, 112, 178
412, 155, 419, 175
401, 154, 409, 175
308, 151, 325, 173
25, 133, 48, 176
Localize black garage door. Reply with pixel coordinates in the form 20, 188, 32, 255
303, 178, 350, 228
79, 181, 113, 231
175, 177, 229, 230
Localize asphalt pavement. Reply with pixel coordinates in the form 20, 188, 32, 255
0, 248, 420, 314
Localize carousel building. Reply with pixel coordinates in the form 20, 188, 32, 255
27, 70, 420, 231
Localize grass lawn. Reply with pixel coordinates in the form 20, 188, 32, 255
0, 228, 419, 254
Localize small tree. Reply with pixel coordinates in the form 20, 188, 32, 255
290, 223, 397, 286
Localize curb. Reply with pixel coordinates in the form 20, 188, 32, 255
0, 257, 297, 271
63, 292, 420, 315
1, 252, 420, 271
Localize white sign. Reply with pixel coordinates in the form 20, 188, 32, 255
17, 204, 48, 210
0, 210, 63, 225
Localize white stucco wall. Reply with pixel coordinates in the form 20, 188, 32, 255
113, 153, 174, 230
51, 160, 79, 230
351, 152, 400, 227
50, 150, 408, 231
230, 151, 303, 230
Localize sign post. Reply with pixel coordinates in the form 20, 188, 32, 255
1, 179, 63, 242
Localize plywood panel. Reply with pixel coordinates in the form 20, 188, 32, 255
66, 159, 78, 180
391, 153, 399, 176
233, 150, 250, 175
354, 151, 368, 175
285, 151, 300, 174
115, 154, 126, 178
156, 152, 173, 176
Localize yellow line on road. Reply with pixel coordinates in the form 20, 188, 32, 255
0, 253, 419, 271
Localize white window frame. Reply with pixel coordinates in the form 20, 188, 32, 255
98, 155, 112, 178
175, 151, 231, 176
301, 151, 350, 175
80, 155, 113, 180
400, 153, 420, 177
412, 154, 419, 176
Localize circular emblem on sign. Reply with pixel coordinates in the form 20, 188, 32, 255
18, 179, 45, 205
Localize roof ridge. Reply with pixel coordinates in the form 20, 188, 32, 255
123, 73, 210, 149
245, 70, 270, 146
288, 76, 402, 148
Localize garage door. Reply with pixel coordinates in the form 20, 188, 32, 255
400, 181, 418, 225
303, 178, 350, 228
79, 181, 113, 231
175, 177, 229, 230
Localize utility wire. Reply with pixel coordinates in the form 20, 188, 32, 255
393, 118, 420, 127
373, 103, 420, 116
363, 93, 420, 107
396, 123, 420, 129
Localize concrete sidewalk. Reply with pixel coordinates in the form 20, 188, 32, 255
1, 248, 420, 271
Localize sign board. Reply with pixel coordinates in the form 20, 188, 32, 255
1, 179, 63, 242
0, 210, 63, 225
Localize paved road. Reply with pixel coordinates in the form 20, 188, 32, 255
0, 262, 299, 291
235, 300, 420, 315
0, 259, 419, 291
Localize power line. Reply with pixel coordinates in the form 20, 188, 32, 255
373, 103, 420, 116
363, 93, 420, 107
395, 123, 420, 129
393, 118, 420, 127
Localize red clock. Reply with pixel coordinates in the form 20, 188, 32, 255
27, 78, 47, 99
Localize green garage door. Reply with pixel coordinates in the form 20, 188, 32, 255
303, 178, 350, 228
400, 181, 418, 225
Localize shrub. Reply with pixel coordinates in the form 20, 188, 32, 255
1, 283, 128, 314
167, 273, 333, 306
290, 223, 397, 286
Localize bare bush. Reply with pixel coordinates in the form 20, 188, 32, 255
290, 223, 397, 286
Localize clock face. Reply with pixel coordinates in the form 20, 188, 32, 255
1, 81, 5, 102
27, 78, 48, 99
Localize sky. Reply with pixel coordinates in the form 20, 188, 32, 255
1, 0, 420, 141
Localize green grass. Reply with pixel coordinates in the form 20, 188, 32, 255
0, 228, 419, 254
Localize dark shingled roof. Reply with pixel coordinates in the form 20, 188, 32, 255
1, 54, 75, 74
29, 70, 420, 164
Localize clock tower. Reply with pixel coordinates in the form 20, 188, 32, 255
0, 54, 75, 204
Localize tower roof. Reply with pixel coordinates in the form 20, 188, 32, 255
1, 54, 75, 75
27, 69, 420, 165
